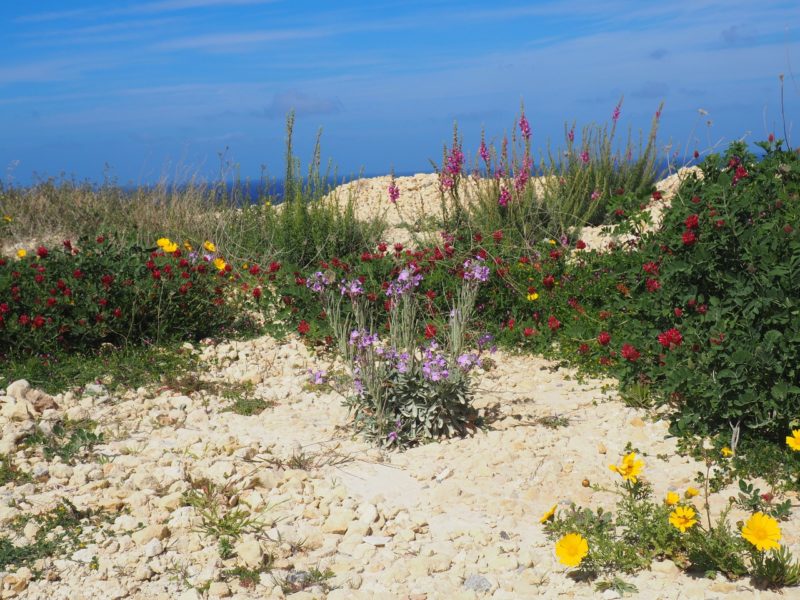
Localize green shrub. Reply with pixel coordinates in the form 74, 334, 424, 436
0, 235, 253, 356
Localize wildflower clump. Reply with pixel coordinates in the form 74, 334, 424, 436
306, 253, 492, 448
541, 443, 800, 591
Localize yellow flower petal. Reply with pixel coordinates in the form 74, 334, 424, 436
203, 240, 216, 252
213, 257, 226, 271
609, 452, 644, 483
741, 512, 781, 552
669, 506, 697, 533
665, 491, 680, 506
721, 447, 734, 458
539, 504, 557, 524
16, 248, 27, 258
555, 533, 588, 568
786, 430, 800, 452
156, 237, 171, 248
685, 487, 700, 499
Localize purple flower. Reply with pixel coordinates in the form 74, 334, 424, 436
580, 150, 590, 165
568, 128, 575, 143
308, 369, 327, 385
463, 257, 490, 283
306, 271, 330, 293
514, 156, 532, 193
387, 431, 398, 442
456, 353, 482, 372
611, 101, 621, 123
479, 138, 490, 164
388, 180, 400, 203
519, 113, 531, 141
421, 341, 449, 381
498, 186, 510, 207
591, 190, 601, 201
445, 145, 464, 176
340, 278, 363, 297
386, 268, 423, 297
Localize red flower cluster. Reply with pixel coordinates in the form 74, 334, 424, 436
658, 328, 683, 349
597, 331, 611, 346
621, 343, 640, 361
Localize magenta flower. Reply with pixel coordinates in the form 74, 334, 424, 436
568, 128, 575, 143
519, 113, 531, 141
388, 180, 400, 203
612, 101, 621, 123
591, 190, 600, 201
580, 150, 590, 165
498, 186, 511, 207
479, 138, 490, 164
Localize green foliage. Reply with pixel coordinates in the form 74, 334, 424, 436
0, 499, 104, 572
21, 419, 103, 465
751, 545, 800, 588
182, 480, 270, 541
0, 454, 31, 486
0, 235, 254, 356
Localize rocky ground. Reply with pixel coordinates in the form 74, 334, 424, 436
2, 333, 796, 600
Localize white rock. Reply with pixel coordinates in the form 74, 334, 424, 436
234, 537, 263, 568
322, 508, 356, 534
6, 380, 30, 401
362, 535, 392, 546
143, 538, 164, 557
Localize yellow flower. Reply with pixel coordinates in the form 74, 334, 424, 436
549, 239, 557, 245
527, 292, 539, 301
669, 506, 697, 532
183, 240, 193, 251
721, 446, 734, 458
2, 215, 11, 223
156, 237, 171, 248
163, 241, 178, 253
203, 240, 216, 252
665, 491, 680, 506
16, 248, 26, 259
555, 533, 588, 568
608, 452, 644, 483
242, 263, 249, 270
213, 257, 226, 271
786, 430, 800, 451
741, 512, 781, 552
539, 504, 557, 524
685, 487, 700, 499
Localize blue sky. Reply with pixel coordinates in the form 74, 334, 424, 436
1, 0, 799, 185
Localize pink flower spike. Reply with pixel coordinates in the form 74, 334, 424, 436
519, 114, 531, 141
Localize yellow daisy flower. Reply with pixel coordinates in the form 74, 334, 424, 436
665, 491, 680, 506
16, 249, 26, 259
555, 533, 588, 568
203, 240, 216, 252
741, 512, 781, 552
213, 257, 226, 271
721, 446, 734, 458
685, 487, 700, 499
786, 430, 800, 451
527, 292, 539, 301
669, 506, 697, 533
156, 237, 171, 248
183, 240, 193, 251
163, 241, 178, 253
608, 452, 644, 483
539, 504, 557, 524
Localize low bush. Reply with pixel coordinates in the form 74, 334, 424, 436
543, 445, 800, 590
0, 235, 259, 357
